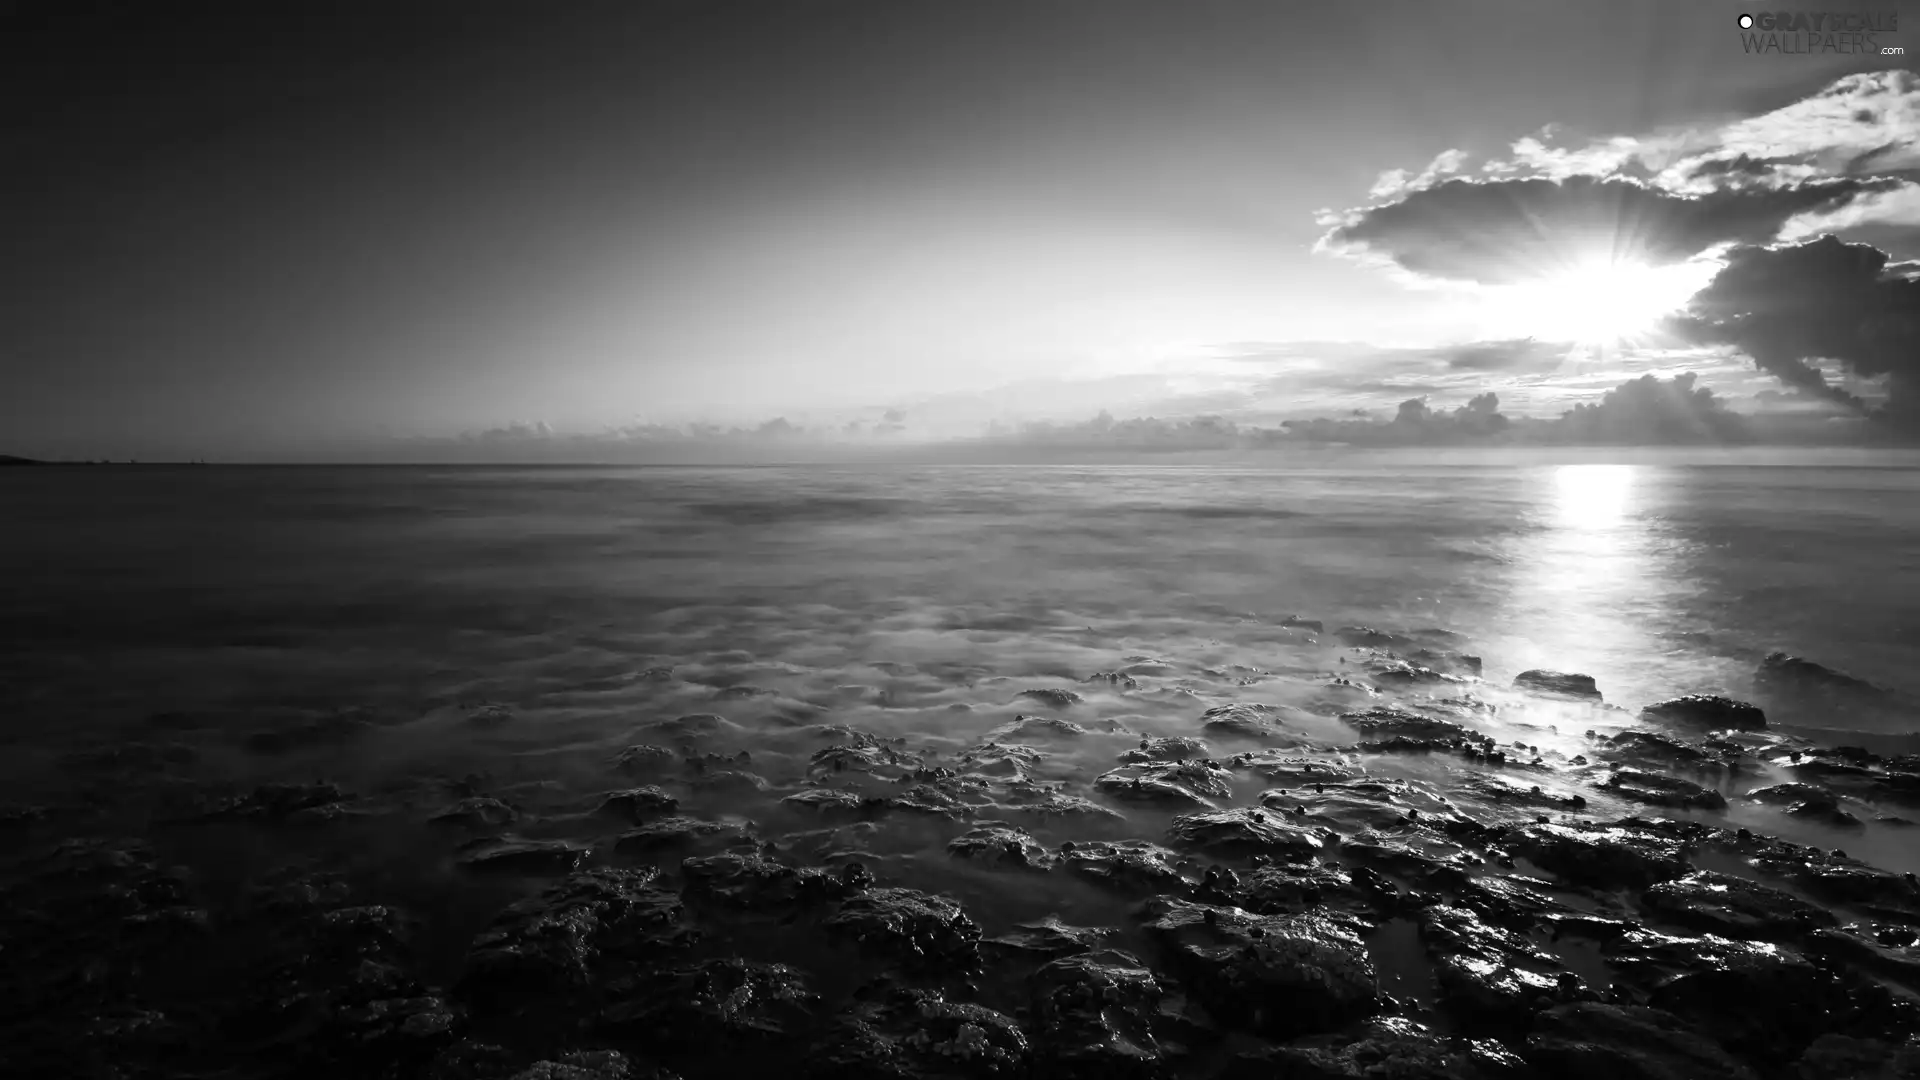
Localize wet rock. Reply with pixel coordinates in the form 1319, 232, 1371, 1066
811, 742, 923, 779
1057, 840, 1190, 895
456, 837, 593, 876
1746, 850, 1920, 915
507, 1050, 644, 1080
1458, 775, 1588, 816
1504, 821, 1690, 889
1166, 808, 1330, 861
823, 888, 983, 972
987, 715, 1089, 741
1029, 949, 1171, 1078
1138, 898, 1378, 1038
613, 743, 679, 774
1747, 782, 1838, 805
1225, 751, 1366, 786
458, 867, 690, 1007
1628, 935, 1888, 1065
681, 852, 864, 911
614, 816, 743, 853
864, 782, 979, 820
1794, 1033, 1920, 1080
782, 787, 867, 817
1641, 870, 1838, 941
1018, 688, 1083, 708
1641, 695, 1767, 732
1368, 658, 1470, 687
187, 781, 351, 822
1217, 862, 1369, 916
1338, 626, 1404, 646
430, 796, 523, 829
467, 704, 515, 726
1224, 1015, 1530, 1080
1524, 1002, 1759, 1080
595, 786, 679, 822
1263, 776, 1461, 833
1199, 703, 1291, 739
1282, 616, 1325, 633
1119, 736, 1210, 764
1084, 671, 1142, 691
690, 769, 772, 794
1604, 769, 1729, 811
984, 916, 1115, 959
947, 824, 1056, 871
635, 713, 743, 743
1787, 797, 1866, 828
1598, 730, 1724, 772
1094, 761, 1233, 807
805, 987, 1029, 1080
1756, 652, 1886, 702
1411, 650, 1486, 678
1003, 792, 1127, 823
1417, 905, 1574, 1023
1340, 707, 1493, 748
600, 958, 816, 1051
1514, 670, 1603, 702
958, 742, 1046, 777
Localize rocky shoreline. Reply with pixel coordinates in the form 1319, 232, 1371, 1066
3, 636, 1919, 1080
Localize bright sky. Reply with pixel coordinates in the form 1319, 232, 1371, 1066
4, 0, 1918, 458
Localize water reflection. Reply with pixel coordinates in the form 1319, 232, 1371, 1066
1489, 464, 1698, 714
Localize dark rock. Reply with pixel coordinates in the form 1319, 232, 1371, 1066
1003, 792, 1127, 823
864, 783, 979, 820
1641, 870, 1838, 940
1341, 707, 1493, 747
595, 787, 679, 822
1029, 949, 1171, 1079
244, 712, 378, 753
947, 824, 1056, 871
1138, 898, 1378, 1038
1018, 687, 1084, 708
1119, 736, 1210, 764
1094, 761, 1233, 807
635, 713, 743, 742
987, 715, 1089, 741
612, 743, 679, 774
1794, 1033, 1920, 1080
467, 704, 515, 726
1524, 1003, 1759, 1080
690, 769, 771, 794
1057, 840, 1190, 895
600, 958, 815, 1051
1419, 903, 1574, 1024
1084, 672, 1142, 691
680, 852, 863, 911
1504, 821, 1690, 889
1225, 751, 1366, 786
958, 742, 1045, 777
506, 1050, 644, 1080
1514, 670, 1603, 702
804, 987, 1029, 1080
1604, 769, 1729, 811
984, 917, 1114, 959
1746, 782, 1836, 805
1756, 653, 1886, 701
823, 888, 983, 972
1599, 730, 1723, 772
1199, 703, 1291, 739
1641, 695, 1767, 732
811, 742, 922, 778
458, 867, 690, 1009
1282, 616, 1325, 633
456, 838, 593, 876
1225, 1015, 1531, 1080
1166, 808, 1330, 861
430, 796, 523, 829
782, 788, 867, 817
614, 816, 743, 853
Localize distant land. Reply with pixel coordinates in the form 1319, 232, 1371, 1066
0, 454, 45, 465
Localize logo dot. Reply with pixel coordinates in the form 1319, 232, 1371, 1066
1738, 13, 1754, 28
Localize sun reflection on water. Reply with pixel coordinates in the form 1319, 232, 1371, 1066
1553, 464, 1634, 530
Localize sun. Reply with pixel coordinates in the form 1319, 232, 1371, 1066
1480, 255, 1716, 345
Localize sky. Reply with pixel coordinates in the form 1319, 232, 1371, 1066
4, 0, 1919, 460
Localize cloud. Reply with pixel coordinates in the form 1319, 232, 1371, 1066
1669, 234, 1920, 425
1320, 71, 1920, 287
1320, 174, 1893, 285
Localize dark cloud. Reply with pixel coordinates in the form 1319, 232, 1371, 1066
1324, 174, 1894, 285
1670, 235, 1920, 426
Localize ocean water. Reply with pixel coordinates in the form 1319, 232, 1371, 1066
5, 454, 1920, 1055
5, 456, 1917, 745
